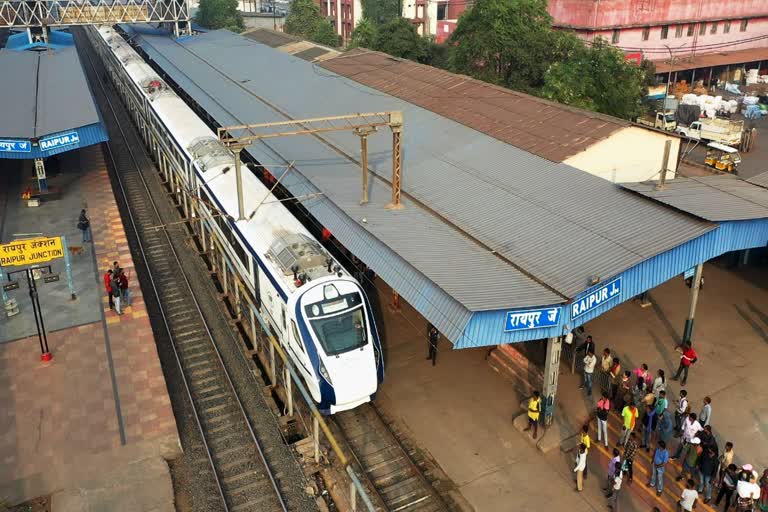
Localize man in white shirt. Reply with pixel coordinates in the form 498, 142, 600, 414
582, 350, 597, 397
573, 443, 587, 491
673, 413, 702, 460
675, 390, 689, 434
679, 478, 699, 511
736, 472, 761, 502
607, 468, 623, 510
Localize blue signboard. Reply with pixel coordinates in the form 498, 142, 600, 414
571, 277, 622, 319
0, 139, 31, 153
40, 131, 80, 151
504, 307, 561, 331
683, 267, 695, 280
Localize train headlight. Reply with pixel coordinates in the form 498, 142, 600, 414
318, 359, 333, 385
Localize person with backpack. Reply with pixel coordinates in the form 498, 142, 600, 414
77, 209, 91, 242
672, 341, 698, 386
675, 390, 690, 435
596, 391, 611, 448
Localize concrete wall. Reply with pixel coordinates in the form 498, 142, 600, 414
563, 126, 680, 183
548, 0, 768, 29
319, 0, 361, 42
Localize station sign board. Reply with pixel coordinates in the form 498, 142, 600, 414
683, 267, 695, 280
571, 277, 622, 319
40, 131, 80, 152
0, 139, 31, 153
504, 307, 561, 331
0, 237, 65, 267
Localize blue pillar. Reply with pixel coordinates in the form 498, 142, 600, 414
60, 236, 76, 300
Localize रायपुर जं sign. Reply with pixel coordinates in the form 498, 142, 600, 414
0, 237, 64, 267
0, 139, 31, 153
571, 278, 622, 319
504, 306, 561, 331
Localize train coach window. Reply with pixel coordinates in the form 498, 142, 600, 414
290, 321, 305, 352
281, 305, 287, 330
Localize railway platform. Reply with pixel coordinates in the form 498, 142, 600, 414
372, 257, 768, 512
0, 145, 181, 509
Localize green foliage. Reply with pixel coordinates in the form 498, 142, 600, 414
373, 17, 427, 62
349, 17, 378, 49
542, 38, 646, 119
360, 0, 400, 25
448, 0, 558, 90
422, 38, 449, 69
195, 0, 244, 32
284, 0, 340, 46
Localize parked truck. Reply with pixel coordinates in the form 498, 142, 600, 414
636, 111, 677, 131
675, 118, 744, 147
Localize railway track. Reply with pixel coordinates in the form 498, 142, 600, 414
335, 404, 449, 512
74, 28, 296, 512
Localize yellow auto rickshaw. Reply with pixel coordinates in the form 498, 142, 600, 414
704, 142, 741, 173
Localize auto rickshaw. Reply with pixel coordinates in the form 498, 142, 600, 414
704, 142, 741, 174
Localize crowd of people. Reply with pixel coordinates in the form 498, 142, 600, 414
103, 261, 131, 315
563, 335, 767, 512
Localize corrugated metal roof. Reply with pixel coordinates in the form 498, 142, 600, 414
319, 48, 628, 163
243, 28, 340, 61
243, 28, 297, 47
128, 27, 715, 342
0, 47, 101, 139
654, 47, 768, 74
621, 176, 768, 221
747, 170, 768, 189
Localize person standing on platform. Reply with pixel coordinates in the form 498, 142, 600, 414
640, 404, 658, 451
609, 357, 622, 406
103, 269, 114, 310
718, 442, 736, 484
578, 334, 595, 356
118, 269, 131, 307
601, 348, 612, 374
716, 464, 739, 510
580, 424, 591, 478
574, 443, 587, 492
77, 209, 91, 242
607, 467, 624, 510
523, 391, 542, 439
427, 324, 439, 366
623, 431, 639, 483
674, 412, 703, 459
653, 369, 667, 398
672, 341, 698, 386
675, 390, 690, 435
700, 396, 713, 427
617, 371, 632, 412
698, 445, 719, 504
596, 391, 611, 448
658, 408, 675, 446
677, 437, 702, 483
583, 349, 597, 396
655, 390, 669, 416
648, 440, 670, 497
679, 479, 700, 512
605, 448, 621, 496
620, 402, 638, 446
112, 271, 122, 315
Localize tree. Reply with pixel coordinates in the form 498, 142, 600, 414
284, 0, 340, 46
448, 0, 564, 91
373, 17, 427, 62
360, 0, 400, 26
196, 0, 244, 32
542, 38, 646, 119
349, 17, 378, 49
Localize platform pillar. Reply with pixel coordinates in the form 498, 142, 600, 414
682, 263, 703, 345
285, 367, 293, 417
542, 336, 562, 426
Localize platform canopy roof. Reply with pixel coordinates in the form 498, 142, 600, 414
621, 176, 768, 222
0, 46, 101, 140
126, 26, 716, 346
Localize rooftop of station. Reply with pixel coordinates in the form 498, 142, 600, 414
121, 25, 723, 344
0, 30, 107, 159
622, 175, 768, 222
242, 28, 341, 62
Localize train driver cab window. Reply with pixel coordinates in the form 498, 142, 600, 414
290, 321, 305, 353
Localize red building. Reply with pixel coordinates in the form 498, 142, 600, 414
402, 0, 466, 43
547, 0, 768, 74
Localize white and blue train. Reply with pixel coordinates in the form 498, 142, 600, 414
88, 26, 383, 414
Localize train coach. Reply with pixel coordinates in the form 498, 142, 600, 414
87, 25, 384, 414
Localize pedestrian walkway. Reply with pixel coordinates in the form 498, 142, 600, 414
0, 145, 180, 508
